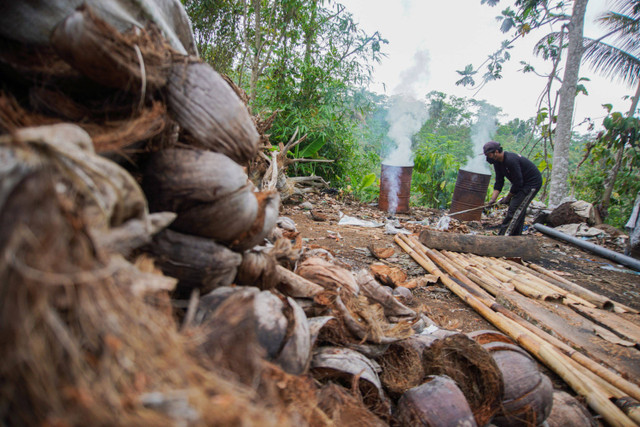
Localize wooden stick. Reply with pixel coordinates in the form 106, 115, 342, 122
396, 234, 638, 426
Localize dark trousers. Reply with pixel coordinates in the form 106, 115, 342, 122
499, 187, 539, 236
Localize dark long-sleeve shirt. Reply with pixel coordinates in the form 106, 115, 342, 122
493, 151, 542, 194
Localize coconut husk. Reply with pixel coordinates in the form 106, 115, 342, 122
258, 363, 331, 427
356, 269, 416, 318
235, 249, 279, 290
421, 331, 504, 426
296, 257, 360, 295
166, 60, 259, 165
310, 346, 391, 422
1, 123, 147, 230
0, 35, 77, 82
376, 335, 429, 398
0, 91, 61, 132
369, 262, 407, 286
316, 383, 387, 427
196, 287, 311, 377
146, 229, 242, 299
0, 169, 285, 427
481, 341, 553, 427
143, 148, 278, 249
50, 5, 172, 93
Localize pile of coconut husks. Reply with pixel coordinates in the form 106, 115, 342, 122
0, 2, 601, 427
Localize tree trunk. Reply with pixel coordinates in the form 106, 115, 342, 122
249, 0, 262, 104
548, 0, 588, 207
600, 81, 640, 213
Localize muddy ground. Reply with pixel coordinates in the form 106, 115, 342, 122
280, 190, 640, 399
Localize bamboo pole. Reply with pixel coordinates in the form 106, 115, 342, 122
396, 234, 638, 427
522, 261, 638, 314
492, 257, 598, 308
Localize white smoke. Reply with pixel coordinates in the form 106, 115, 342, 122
381, 50, 430, 213
462, 104, 499, 175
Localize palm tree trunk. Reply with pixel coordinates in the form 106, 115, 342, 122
548, 0, 588, 207
599, 80, 640, 215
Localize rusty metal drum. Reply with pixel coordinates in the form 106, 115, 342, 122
449, 169, 491, 221
379, 164, 413, 214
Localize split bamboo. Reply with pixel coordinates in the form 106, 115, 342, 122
395, 234, 638, 427
522, 261, 638, 314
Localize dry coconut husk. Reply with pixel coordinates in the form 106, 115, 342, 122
51, 5, 172, 93
1, 123, 147, 230
1, 91, 168, 157
142, 148, 279, 250
145, 229, 242, 298
310, 346, 391, 422
166, 60, 259, 165
296, 256, 360, 295
0, 169, 286, 427
316, 383, 388, 427
421, 330, 504, 426
195, 287, 311, 378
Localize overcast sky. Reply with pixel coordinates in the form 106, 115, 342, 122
339, 0, 634, 133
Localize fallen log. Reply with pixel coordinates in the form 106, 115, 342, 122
419, 229, 540, 259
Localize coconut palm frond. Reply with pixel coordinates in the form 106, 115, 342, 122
609, 0, 640, 17
597, 12, 640, 42
582, 37, 640, 87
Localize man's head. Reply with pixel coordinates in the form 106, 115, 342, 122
483, 141, 503, 164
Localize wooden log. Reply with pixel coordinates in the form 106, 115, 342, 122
419, 229, 540, 259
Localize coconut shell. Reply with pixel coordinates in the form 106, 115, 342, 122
395, 375, 478, 427
143, 148, 248, 209
166, 61, 259, 165
196, 287, 310, 375
274, 296, 311, 375
546, 391, 596, 427
482, 341, 554, 427
146, 229, 242, 298
50, 6, 171, 93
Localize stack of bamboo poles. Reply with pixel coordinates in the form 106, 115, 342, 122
395, 233, 640, 427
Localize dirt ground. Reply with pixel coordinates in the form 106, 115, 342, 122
280, 190, 640, 397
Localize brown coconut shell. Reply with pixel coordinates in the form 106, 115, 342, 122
146, 229, 242, 298
166, 61, 259, 165
421, 331, 504, 426
482, 341, 554, 427
546, 391, 596, 427
196, 287, 311, 376
143, 148, 278, 250
394, 375, 478, 427
50, 5, 171, 93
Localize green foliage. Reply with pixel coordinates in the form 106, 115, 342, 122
412, 142, 460, 209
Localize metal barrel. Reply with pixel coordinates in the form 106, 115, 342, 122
449, 169, 491, 221
379, 164, 413, 214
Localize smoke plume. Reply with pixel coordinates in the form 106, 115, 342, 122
462, 103, 499, 175
381, 50, 429, 214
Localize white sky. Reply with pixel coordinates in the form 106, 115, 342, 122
339, 0, 635, 133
